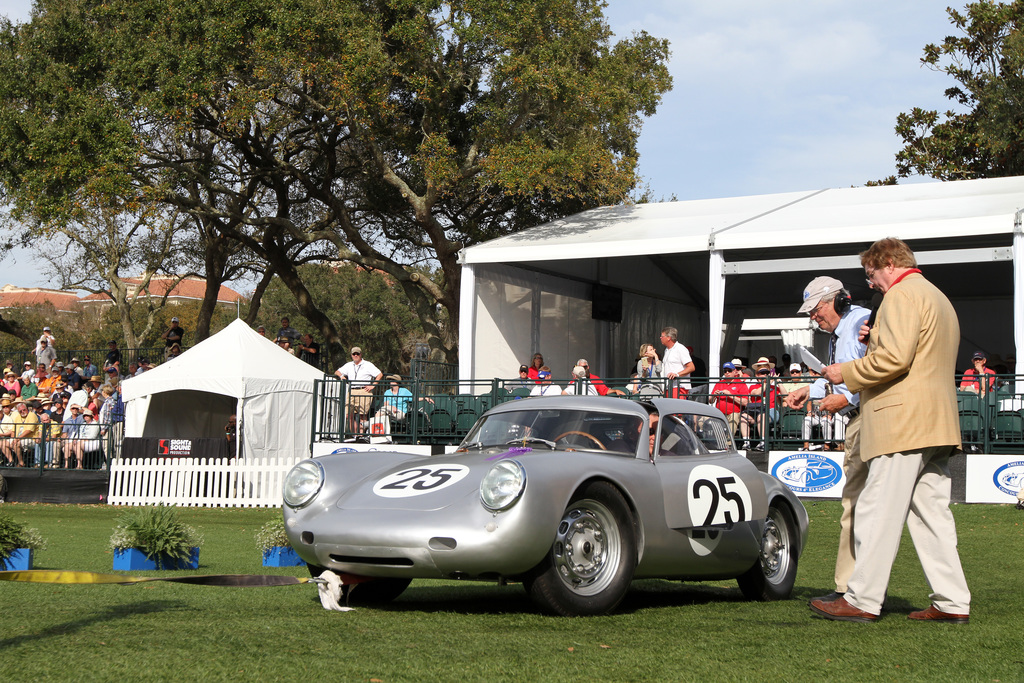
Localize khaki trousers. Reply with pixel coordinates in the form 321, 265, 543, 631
833, 413, 865, 592
845, 446, 970, 616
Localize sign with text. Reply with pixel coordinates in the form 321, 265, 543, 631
768, 451, 845, 498
965, 454, 1024, 504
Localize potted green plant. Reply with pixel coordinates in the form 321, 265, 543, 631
110, 506, 203, 570
256, 517, 305, 567
0, 512, 48, 571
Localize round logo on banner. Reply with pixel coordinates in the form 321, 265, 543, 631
992, 461, 1024, 497
373, 464, 470, 498
771, 454, 842, 493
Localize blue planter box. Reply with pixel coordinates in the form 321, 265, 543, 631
262, 546, 305, 567
113, 547, 200, 571
4, 548, 33, 571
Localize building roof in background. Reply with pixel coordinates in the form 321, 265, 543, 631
78, 277, 244, 305
1, 277, 245, 310
0, 285, 82, 313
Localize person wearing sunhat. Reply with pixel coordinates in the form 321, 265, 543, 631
0, 396, 16, 465
741, 357, 780, 449
376, 375, 415, 421
7, 398, 41, 467
76, 408, 103, 468
2, 369, 21, 397
37, 404, 62, 468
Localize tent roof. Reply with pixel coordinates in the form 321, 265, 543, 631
121, 319, 324, 401
461, 176, 1024, 265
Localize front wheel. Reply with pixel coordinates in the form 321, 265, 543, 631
736, 502, 798, 600
525, 481, 636, 616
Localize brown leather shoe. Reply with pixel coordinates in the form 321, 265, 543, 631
810, 591, 845, 604
907, 605, 969, 624
810, 597, 878, 622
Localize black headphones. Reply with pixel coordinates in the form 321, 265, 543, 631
833, 289, 852, 316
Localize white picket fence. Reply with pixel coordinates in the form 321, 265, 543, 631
107, 456, 302, 507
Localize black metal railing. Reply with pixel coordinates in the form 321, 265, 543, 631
0, 421, 118, 471
311, 373, 1024, 454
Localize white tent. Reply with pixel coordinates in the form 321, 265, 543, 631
458, 176, 1024, 381
121, 319, 325, 461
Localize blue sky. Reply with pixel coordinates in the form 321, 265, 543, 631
0, 0, 962, 287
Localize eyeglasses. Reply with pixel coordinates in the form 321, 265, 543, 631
352, 352, 361, 357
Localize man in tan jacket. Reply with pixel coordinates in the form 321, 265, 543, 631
811, 238, 970, 624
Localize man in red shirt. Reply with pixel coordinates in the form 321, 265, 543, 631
576, 358, 610, 396
959, 351, 995, 395
711, 362, 749, 438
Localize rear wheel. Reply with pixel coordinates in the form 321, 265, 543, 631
736, 503, 798, 600
525, 481, 636, 616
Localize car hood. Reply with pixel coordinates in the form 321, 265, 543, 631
323, 445, 553, 512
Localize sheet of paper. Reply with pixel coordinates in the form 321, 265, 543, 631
798, 345, 824, 373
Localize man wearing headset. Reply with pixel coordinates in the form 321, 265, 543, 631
783, 276, 870, 604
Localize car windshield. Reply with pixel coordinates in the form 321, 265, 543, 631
460, 408, 645, 456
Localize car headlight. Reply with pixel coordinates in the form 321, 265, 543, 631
479, 459, 526, 512
283, 459, 325, 509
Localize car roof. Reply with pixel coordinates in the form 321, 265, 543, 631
487, 395, 650, 417
486, 395, 725, 420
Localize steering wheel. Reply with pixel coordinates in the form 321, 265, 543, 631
553, 431, 606, 450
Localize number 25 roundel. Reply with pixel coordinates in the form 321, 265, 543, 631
373, 464, 470, 498
686, 464, 752, 527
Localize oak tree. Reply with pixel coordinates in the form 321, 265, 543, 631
0, 0, 672, 362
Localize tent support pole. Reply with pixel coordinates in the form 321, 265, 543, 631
1014, 209, 1024, 377
708, 249, 726, 377
459, 263, 476, 381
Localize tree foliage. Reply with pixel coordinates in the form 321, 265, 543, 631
255, 263, 426, 372
896, 1, 1024, 179
0, 0, 672, 362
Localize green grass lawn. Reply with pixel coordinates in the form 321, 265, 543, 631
1, 501, 1022, 682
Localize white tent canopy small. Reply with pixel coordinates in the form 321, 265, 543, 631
121, 319, 325, 462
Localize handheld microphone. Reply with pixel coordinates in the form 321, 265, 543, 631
866, 292, 884, 328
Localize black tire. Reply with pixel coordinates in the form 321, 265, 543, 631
525, 481, 637, 616
736, 502, 798, 601
307, 563, 411, 605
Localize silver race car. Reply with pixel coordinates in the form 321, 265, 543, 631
283, 396, 808, 616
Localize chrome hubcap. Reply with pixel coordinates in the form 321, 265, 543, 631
552, 500, 621, 595
760, 511, 791, 582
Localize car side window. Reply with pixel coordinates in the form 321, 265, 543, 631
679, 414, 733, 452
656, 414, 705, 456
